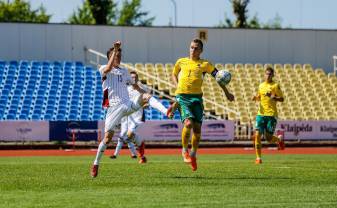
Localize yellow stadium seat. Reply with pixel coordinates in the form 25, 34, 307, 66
228, 111, 239, 121
303, 64, 313, 70
264, 63, 273, 70
244, 63, 253, 70
204, 100, 214, 111
225, 63, 234, 70
284, 64, 292, 70
215, 63, 224, 70
235, 63, 244, 70
293, 64, 302, 70
215, 106, 225, 116
274, 64, 283, 70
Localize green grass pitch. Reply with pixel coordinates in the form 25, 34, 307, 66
1, 154, 337, 208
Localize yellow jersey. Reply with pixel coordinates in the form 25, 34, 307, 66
173, 57, 215, 95
257, 81, 284, 117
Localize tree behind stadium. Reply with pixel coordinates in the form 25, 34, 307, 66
117, 0, 154, 26
0, 0, 50, 23
68, 0, 154, 26
219, 0, 284, 29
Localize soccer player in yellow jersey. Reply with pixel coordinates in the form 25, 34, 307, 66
169, 39, 234, 171
252, 67, 285, 164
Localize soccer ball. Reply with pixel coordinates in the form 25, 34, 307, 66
215, 70, 231, 86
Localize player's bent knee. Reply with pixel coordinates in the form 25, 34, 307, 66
265, 134, 273, 142
127, 131, 135, 139
184, 119, 193, 129
103, 131, 114, 143
142, 93, 151, 102
192, 123, 202, 134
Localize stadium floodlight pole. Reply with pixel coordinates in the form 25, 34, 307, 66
170, 0, 177, 26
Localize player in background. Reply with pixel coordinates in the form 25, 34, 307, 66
110, 71, 169, 163
168, 38, 235, 171
91, 40, 163, 177
252, 67, 285, 165
109, 135, 137, 159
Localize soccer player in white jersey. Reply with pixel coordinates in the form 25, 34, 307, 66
90, 41, 151, 178
110, 71, 168, 163
90, 41, 169, 178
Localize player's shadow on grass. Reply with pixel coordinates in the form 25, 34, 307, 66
164, 176, 291, 180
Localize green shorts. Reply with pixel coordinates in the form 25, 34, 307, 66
176, 94, 203, 124
255, 115, 277, 135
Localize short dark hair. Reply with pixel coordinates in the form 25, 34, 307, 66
106, 47, 122, 59
130, 71, 138, 77
192, 38, 203, 50
265, 66, 274, 74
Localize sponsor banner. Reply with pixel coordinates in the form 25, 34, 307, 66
277, 120, 337, 140
49, 121, 98, 141
136, 120, 235, 141
0, 121, 49, 141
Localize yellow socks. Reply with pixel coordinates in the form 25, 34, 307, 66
181, 126, 191, 152
255, 132, 262, 159
190, 133, 201, 157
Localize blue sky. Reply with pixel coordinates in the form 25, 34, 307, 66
29, 0, 337, 29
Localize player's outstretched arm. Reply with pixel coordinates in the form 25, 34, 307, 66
252, 94, 260, 102
267, 93, 284, 102
133, 83, 147, 94
102, 41, 121, 77
172, 74, 178, 87
209, 67, 234, 101
219, 84, 235, 101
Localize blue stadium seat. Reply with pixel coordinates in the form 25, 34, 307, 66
53, 61, 62, 67
0, 60, 107, 121
6, 114, 16, 120
68, 114, 77, 120
32, 61, 41, 67
75, 61, 83, 67
42, 61, 50, 67
32, 114, 41, 120
43, 114, 52, 120
9, 60, 18, 66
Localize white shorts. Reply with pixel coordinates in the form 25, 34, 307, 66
119, 108, 144, 138
104, 100, 141, 133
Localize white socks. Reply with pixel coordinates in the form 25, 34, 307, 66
133, 134, 142, 147
182, 147, 188, 154
113, 137, 137, 157
190, 149, 196, 157
94, 141, 107, 165
114, 139, 124, 156
149, 97, 168, 115
127, 142, 137, 156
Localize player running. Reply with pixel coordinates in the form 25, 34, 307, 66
168, 38, 235, 171
252, 66, 285, 165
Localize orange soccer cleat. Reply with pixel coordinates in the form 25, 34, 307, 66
90, 164, 99, 178
139, 156, 147, 164
182, 151, 192, 163
276, 130, 285, 150
255, 158, 262, 164
190, 156, 197, 171
137, 141, 145, 157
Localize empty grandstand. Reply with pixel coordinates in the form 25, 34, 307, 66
1, 58, 336, 123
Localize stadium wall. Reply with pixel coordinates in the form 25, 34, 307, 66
1, 120, 337, 142
0, 23, 337, 72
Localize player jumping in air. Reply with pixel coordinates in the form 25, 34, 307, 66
168, 38, 235, 171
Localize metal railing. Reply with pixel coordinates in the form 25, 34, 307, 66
84, 47, 247, 139
333, 55, 337, 75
